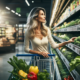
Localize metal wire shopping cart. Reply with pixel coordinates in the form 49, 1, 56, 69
8, 42, 56, 80
8, 54, 55, 80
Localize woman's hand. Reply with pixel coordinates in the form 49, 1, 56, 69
68, 37, 77, 43
40, 52, 49, 58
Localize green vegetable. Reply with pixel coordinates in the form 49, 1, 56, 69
70, 56, 80, 72
37, 69, 50, 80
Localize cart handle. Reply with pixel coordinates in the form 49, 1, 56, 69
16, 54, 55, 56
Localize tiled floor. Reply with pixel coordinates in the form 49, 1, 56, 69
0, 42, 31, 80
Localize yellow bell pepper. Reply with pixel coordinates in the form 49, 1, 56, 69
29, 66, 39, 75
22, 79, 28, 80
18, 70, 28, 80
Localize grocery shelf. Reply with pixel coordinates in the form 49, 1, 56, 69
55, 59, 62, 80
53, 5, 80, 29
52, 35, 80, 55
53, 24, 80, 32
56, 48, 80, 80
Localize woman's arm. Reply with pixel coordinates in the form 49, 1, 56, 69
47, 28, 59, 48
47, 27, 77, 48
58, 37, 77, 47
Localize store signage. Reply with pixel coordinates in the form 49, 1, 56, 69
16, 8, 21, 13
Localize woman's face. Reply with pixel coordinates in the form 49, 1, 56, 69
36, 10, 46, 23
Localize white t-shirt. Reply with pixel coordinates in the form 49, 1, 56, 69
24, 27, 59, 53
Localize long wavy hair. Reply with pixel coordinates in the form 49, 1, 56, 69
26, 7, 48, 39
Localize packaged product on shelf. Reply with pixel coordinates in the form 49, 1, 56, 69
2, 37, 7, 41
70, 3, 73, 11
9, 40, 16, 44
76, 0, 79, 6
73, 0, 77, 9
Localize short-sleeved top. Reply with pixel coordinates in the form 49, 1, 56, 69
24, 27, 59, 53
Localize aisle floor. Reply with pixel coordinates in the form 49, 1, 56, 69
0, 42, 31, 80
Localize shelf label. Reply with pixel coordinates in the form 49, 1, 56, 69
77, 27, 80, 31
70, 10, 75, 15
77, 48, 80, 55
64, 28, 67, 31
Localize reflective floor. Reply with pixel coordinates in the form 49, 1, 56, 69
0, 51, 16, 80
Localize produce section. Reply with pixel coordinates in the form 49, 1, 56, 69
1, 0, 80, 80
50, 0, 80, 80
52, 49, 74, 80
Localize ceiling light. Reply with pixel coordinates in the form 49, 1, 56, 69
15, 12, 18, 15
0, 16, 1, 20
18, 14, 21, 17
5, 6, 10, 10
25, 0, 30, 6
11, 10, 15, 13
49, 0, 59, 27
32, 1, 34, 3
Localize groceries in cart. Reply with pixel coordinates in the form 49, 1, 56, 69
7, 56, 50, 80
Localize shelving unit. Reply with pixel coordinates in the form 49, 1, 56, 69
0, 24, 17, 51
50, 1, 80, 80
16, 25, 25, 42
53, 5, 80, 29
52, 35, 80, 55
56, 48, 80, 80
53, 24, 80, 32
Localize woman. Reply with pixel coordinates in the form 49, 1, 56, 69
24, 7, 76, 58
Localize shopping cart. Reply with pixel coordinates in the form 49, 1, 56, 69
8, 54, 56, 80
8, 41, 56, 80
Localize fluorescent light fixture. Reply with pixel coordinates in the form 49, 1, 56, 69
5, 6, 10, 10
32, 1, 34, 3
18, 14, 21, 17
11, 10, 15, 13
25, 0, 30, 6
0, 16, 1, 20
15, 12, 18, 15
49, 0, 59, 27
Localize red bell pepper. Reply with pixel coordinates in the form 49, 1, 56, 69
64, 78, 67, 80
27, 72, 37, 80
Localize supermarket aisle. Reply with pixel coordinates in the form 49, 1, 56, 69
0, 42, 30, 80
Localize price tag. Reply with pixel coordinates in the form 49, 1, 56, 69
67, 14, 70, 17
64, 28, 67, 31
77, 26, 80, 31
70, 10, 75, 15
73, 46, 75, 50
76, 5, 80, 12
67, 27, 73, 31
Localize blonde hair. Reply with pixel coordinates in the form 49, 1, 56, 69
26, 7, 48, 39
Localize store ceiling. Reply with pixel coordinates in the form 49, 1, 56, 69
0, 0, 52, 25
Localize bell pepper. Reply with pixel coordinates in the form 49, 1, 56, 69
29, 66, 39, 75
27, 72, 37, 80
64, 78, 67, 80
18, 70, 28, 80
22, 79, 28, 80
